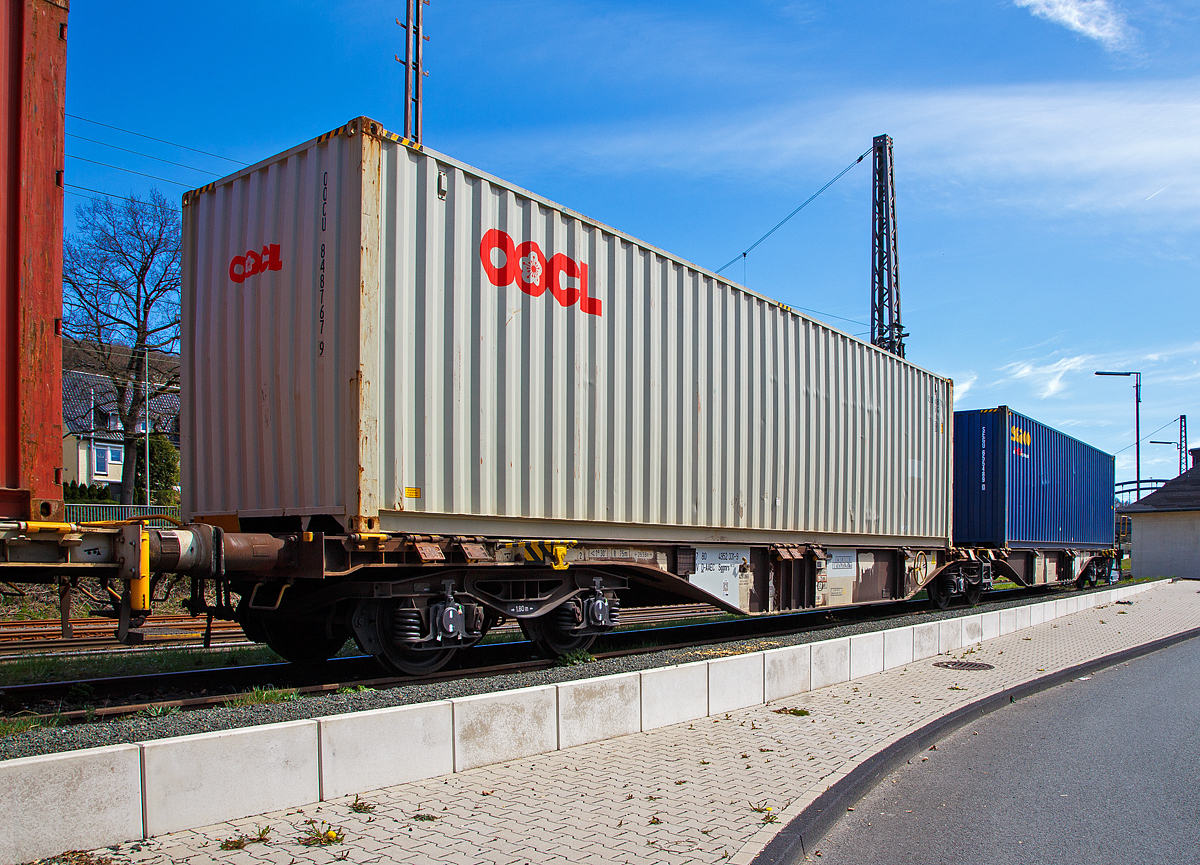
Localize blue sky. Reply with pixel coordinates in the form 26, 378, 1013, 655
65, 1, 1199, 483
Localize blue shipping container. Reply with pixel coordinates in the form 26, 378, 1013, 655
953, 407, 1114, 549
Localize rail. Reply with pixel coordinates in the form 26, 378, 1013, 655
0, 603, 726, 656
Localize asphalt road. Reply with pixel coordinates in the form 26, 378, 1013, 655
800, 634, 1200, 865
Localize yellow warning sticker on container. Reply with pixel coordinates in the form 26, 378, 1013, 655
404, 487, 422, 499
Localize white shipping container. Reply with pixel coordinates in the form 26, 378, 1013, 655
181, 117, 953, 547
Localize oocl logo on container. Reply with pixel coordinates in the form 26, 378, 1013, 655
479, 229, 601, 316
229, 244, 282, 284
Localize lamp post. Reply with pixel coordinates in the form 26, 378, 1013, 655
1095, 370, 1141, 499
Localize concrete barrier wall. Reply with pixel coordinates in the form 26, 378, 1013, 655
708, 653, 765, 714
883, 626, 914, 670
913, 621, 939, 659
811, 637, 850, 689
763, 644, 810, 702
850, 632, 885, 678
453, 685, 557, 771
0, 581, 1164, 863
0, 744, 143, 865
939, 618, 963, 654
318, 701, 453, 800
557, 672, 641, 749
141, 720, 319, 837
642, 661, 708, 729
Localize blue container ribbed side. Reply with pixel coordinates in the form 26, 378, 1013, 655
953, 407, 1114, 548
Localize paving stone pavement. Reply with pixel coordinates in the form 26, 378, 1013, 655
100, 581, 1200, 865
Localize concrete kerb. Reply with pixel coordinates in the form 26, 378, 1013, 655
641, 660, 708, 729
981, 611, 1000, 641
938, 618, 963, 654
882, 626, 914, 670
318, 700, 453, 801
810, 637, 851, 689
556, 671, 641, 749
709, 652, 766, 714
0, 580, 1170, 863
849, 632, 885, 679
962, 614, 983, 646
0, 744, 142, 865
140, 719, 319, 837
451, 684, 557, 772
764, 644, 811, 702
913, 621, 938, 659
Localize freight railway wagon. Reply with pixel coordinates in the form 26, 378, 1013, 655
938, 406, 1116, 607
173, 117, 955, 673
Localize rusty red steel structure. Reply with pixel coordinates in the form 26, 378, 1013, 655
0, 0, 67, 521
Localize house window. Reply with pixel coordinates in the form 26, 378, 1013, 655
94, 446, 107, 475
110, 448, 123, 463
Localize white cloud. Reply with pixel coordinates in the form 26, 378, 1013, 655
952, 373, 979, 401
1000, 355, 1093, 397
1014, 0, 1135, 51
469, 80, 1200, 230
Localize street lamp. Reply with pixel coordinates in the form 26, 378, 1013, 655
1095, 370, 1142, 499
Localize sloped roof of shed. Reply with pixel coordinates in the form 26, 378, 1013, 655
1119, 463, 1200, 513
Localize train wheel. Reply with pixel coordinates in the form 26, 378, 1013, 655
236, 599, 269, 644
1087, 562, 1100, 587
262, 619, 350, 663
520, 604, 596, 657
351, 599, 458, 676
375, 644, 458, 676
927, 575, 953, 611
964, 582, 983, 606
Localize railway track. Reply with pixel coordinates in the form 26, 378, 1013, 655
0, 614, 247, 653
0, 599, 724, 652
0, 603, 728, 656
0, 586, 1097, 725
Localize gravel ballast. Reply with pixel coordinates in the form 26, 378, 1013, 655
0, 584, 1129, 762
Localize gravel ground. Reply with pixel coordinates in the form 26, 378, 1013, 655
0, 584, 1126, 762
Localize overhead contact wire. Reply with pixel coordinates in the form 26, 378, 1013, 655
1113, 416, 1184, 456
66, 154, 192, 187
66, 112, 248, 166
66, 133, 221, 176
65, 183, 181, 213
715, 147, 872, 276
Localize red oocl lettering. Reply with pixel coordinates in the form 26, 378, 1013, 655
229, 243, 283, 284
478, 228, 601, 316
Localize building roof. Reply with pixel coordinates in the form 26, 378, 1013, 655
1120, 449, 1200, 514
63, 369, 180, 446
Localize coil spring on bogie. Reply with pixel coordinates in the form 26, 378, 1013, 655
391, 607, 423, 645
554, 602, 581, 632
608, 596, 620, 626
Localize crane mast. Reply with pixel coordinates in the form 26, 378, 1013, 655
871, 134, 906, 358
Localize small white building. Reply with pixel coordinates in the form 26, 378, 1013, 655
1120, 448, 1200, 580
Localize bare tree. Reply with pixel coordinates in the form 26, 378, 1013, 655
62, 189, 180, 505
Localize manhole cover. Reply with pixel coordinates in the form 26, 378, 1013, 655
933, 660, 995, 671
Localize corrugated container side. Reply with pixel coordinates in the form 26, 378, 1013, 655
0, 0, 67, 521
182, 129, 367, 522
183, 118, 954, 546
953, 407, 1114, 548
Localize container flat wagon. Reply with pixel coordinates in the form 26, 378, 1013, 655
937, 406, 1116, 607
176, 117, 954, 672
